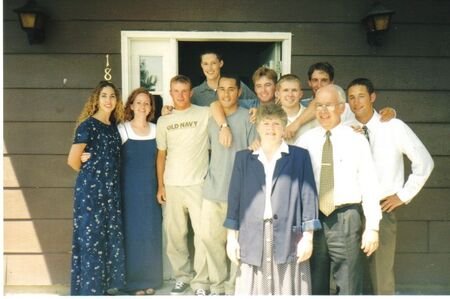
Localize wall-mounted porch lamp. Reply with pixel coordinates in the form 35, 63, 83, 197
14, 0, 47, 44
362, 1, 395, 46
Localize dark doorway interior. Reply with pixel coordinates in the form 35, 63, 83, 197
178, 41, 277, 91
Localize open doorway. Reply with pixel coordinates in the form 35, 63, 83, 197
121, 31, 291, 103
178, 41, 281, 90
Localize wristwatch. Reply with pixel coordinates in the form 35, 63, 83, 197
220, 123, 229, 129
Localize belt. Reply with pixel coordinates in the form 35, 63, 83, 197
335, 203, 361, 210
320, 203, 361, 217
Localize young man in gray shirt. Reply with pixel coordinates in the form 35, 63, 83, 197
199, 74, 257, 295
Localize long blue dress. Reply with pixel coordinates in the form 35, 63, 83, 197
70, 117, 126, 295
120, 122, 163, 291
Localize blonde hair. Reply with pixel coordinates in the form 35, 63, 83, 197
252, 66, 278, 85
124, 87, 156, 122
170, 75, 192, 90
276, 74, 302, 90
76, 81, 124, 127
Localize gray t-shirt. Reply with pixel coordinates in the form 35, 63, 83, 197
202, 107, 257, 202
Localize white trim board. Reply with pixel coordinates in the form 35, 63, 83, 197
121, 31, 292, 103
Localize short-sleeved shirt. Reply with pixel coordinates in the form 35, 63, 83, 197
191, 80, 257, 107
202, 107, 257, 202
156, 105, 210, 186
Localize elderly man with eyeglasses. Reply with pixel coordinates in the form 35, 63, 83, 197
296, 84, 382, 295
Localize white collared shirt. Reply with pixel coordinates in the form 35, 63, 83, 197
353, 111, 434, 203
293, 103, 356, 145
296, 124, 382, 230
253, 141, 290, 220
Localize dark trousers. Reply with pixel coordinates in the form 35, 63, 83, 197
311, 204, 363, 295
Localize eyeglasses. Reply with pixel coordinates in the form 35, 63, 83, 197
315, 103, 342, 112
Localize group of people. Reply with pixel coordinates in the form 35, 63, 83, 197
67, 50, 434, 296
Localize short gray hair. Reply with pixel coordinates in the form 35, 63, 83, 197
332, 84, 346, 104
255, 103, 288, 127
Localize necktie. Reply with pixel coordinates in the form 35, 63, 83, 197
362, 125, 370, 143
319, 131, 335, 216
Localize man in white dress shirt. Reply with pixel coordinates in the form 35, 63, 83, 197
347, 78, 434, 295
296, 84, 382, 295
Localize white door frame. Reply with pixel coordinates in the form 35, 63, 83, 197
121, 31, 292, 103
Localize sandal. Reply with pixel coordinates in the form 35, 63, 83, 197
131, 288, 155, 296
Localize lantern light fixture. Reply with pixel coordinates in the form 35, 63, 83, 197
14, 0, 47, 45
362, 1, 395, 46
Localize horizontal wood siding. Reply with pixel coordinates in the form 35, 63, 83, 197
5, 254, 71, 285
4, 220, 72, 253
4, 0, 450, 23
3, 0, 450, 292
4, 189, 73, 219
4, 21, 450, 57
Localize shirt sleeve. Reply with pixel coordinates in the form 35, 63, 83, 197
357, 136, 382, 231
394, 120, 434, 203
117, 123, 128, 144
190, 86, 201, 106
73, 120, 91, 144
239, 81, 257, 100
223, 152, 243, 230
247, 122, 257, 145
299, 149, 322, 232
155, 118, 167, 150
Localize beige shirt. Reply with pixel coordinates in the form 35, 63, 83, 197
156, 104, 210, 186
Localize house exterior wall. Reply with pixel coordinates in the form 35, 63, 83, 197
3, 0, 450, 293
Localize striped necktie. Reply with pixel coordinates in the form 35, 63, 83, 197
319, 131, 335, 216
362, 125, 370, 143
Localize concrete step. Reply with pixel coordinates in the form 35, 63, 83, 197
3, 280, 195, 296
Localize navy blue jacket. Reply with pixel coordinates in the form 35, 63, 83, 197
224, 145, 321, 267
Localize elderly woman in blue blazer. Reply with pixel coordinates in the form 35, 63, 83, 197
224, 103, 321, 295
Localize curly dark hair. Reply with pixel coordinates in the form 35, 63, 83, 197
76, 80, 124, 127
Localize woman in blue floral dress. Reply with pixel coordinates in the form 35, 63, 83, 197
67, 81, 126, 295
